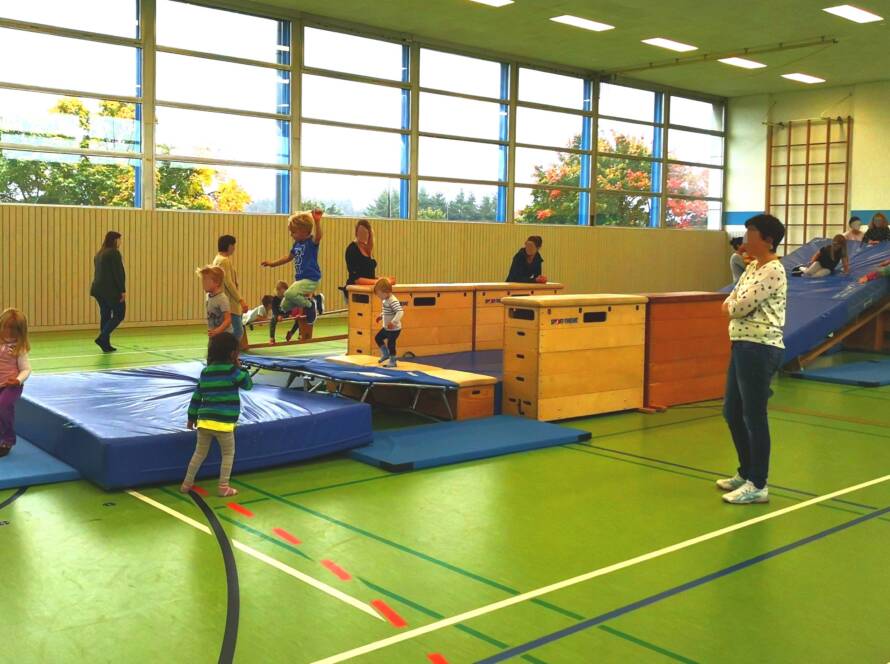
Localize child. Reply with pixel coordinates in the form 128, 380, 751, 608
802, 235, 849, 278
0, 309, 31, 458
269, 281, 301, 344
181, 332, 253, 497
844, 216, 865, 242
729, 236, 747, 283
261, 209, 325, 329
212, 235, 248, 340
244, 296, 274, 330
859, 259, 890, 284
198, 266, 232, 338
374, 278, 403, 368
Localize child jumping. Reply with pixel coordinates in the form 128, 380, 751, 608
198, 266, 232, 338
181, 332, 253, 497
374, 278, 403, 367
802, 235, 849, 278
0, 309, 31, 458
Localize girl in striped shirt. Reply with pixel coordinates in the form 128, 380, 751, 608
374, 278, 403, 368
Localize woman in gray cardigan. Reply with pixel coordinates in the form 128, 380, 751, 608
90, 231, 126, 352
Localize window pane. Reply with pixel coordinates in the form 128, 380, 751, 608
670, 96, 723, 131
0, 0, 137, 37
515, 147, 582, 187
417, 181, 499, 222
0, 28, 138, 97
419, 93, 504, 140
157, 0, 289, 64
514, 186, 581, 224
419, 137, 503, 181
597, 156, 657, 193
301, 124, 404, 174
420, 49, 503, 98
518, 68, 586, 110
0, 149, 138, 206
666, 199, 722, 230
157, 52, 289, 114
516, 107, 584, 150
594, 193, 655, 227
155, 107, 288, 164
156, 161, 287, 213
667, 164, 723, 198
301, 172, 404, 218
599, 83, 658, 122
304, 28, 405, 81
668, 129, 724, 165
597, 119, 658, 157
0, 89, 140, 153
302, 75, 405, 129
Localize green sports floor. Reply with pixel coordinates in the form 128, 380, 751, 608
2, 322, 890, 663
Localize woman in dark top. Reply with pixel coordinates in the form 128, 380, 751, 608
89, 231, 126, 352
863, 213, 890, 245
506, 235, 548, 283
343, 220, 394, 294
802, 234, 849, 277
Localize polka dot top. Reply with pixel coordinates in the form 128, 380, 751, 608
725, 258, 787, 349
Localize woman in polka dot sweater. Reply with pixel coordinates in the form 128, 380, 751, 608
717, 214, 787, 505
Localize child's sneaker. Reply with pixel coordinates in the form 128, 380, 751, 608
378, 345, 391, 363
314, 293, 325, 316
722, 481, 769, 504
304, 301, 317, 325
385, 357, 397, 368
0, 445, 12, 458
269, 338, 276, 345
716, 473, 746, 492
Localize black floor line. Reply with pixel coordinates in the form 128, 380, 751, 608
0, 486, 27, 511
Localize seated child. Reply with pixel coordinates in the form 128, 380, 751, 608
374, 278, 403, 368
244, 296, 273, 330
845, 216, 864, 242
729, 237, 747, 283
269, 281, 301, 344
859, 259, 890, 284
0, 308, 31, 458
181, 332, 253, 497
802, 235, 849, 278
198, 266, 232, 338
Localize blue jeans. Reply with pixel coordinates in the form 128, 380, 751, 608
95, 296, 126, 343
723, 341, 785, 489
230, 314, 243, 340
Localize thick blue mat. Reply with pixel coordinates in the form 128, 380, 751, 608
350, 415, 591, 471
790, 359, 890, 387
16, 362, 373, 490
0, 437, 81, 490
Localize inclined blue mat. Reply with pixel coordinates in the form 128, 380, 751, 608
790, 359, 890, 387
241, 355, 459, 388
16, 362, 372, 490
0, 437, 81, 490
350, 415, 591, 471
418, 351, 504, 413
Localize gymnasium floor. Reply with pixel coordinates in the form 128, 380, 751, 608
2, 322, 889, 663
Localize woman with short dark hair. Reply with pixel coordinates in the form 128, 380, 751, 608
89, 231, 126, 352
506, 235, 547, 283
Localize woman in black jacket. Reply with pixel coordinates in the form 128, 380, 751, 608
506, 235, 548, 283
89, 231, 126, 352
863, 213, 890, 245
343, 220, 395, 298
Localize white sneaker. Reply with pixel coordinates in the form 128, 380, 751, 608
716, 473, 747, 492
722, 481, 769, 505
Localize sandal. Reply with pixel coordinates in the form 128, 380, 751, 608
218, 485, 239, 497
179, 483, 192, 494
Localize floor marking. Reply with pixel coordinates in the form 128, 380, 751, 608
127, 490, 383, 621
192, 486, 209, 497
310, 472, 890, 663
227, 503, 254, 518
0, 486, 28, 511
272, 527, 302, 546
371, 600, 407, 628
427, 654, 449, 664
322, 560, 353, 581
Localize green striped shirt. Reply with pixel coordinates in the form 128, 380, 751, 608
188, 363, 253, 426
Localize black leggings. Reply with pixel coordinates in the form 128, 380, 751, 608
375, 329, 400, 356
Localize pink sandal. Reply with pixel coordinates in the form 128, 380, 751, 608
218, 485, 239, 497
179, 483, 192, 494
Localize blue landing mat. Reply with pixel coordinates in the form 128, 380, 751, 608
351, 415, 591, 471
0, 437, 81, 490
790, 359, 890, 387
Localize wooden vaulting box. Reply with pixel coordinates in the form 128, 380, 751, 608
502, 294, 648, 421
472, 282, 563, 350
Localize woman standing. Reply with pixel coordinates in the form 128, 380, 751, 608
90, 231, 126, 352
506, 236, 548, 283
718, 214, 787, 505
343, 220, 395, 293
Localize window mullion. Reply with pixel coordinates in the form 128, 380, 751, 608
141, 0, 157, 210
408, 43, 420, 220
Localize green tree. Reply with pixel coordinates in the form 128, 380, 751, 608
301, 199, 344, 215
363, 189, 400, 218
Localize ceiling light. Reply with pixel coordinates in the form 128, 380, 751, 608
468, 0, 514, 7
719, 57, 767, 69
550, 15, 615, 32
823, 4, 883, 23
782, 72, 826, 84
642, 37, 697, 52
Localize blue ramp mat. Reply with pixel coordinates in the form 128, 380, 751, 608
790, 359, 890, 387
351, 415, 591, 471
0, 437, 80, 490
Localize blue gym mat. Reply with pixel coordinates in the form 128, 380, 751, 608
350, 415, 591, 471
790, 359, 890, 387
0, 437, 80, 490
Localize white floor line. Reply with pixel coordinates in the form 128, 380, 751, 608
31, 341, 345, 363
311, 473, 890, 664
127, 490, 383, 622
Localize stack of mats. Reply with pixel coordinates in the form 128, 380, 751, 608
0, 438, 80, 490
789, 359, 890, 387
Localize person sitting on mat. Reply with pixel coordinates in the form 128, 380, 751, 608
506, 236, 548, 284
863, 213, 890, 245
244, 296, 274, 330
344, 220, 395, 297
844, 216, 865, 243
801, 235, 849, 278
181, 332, 253, 497
729, 237, 747, 283
859, 259, 890, 284
0, 308, 31, 459
212, 235, 248, 341
198, 266, 232, 338
374, 278, 403, 368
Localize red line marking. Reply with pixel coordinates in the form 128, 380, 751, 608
227, 503, 254, 518
191, 486, 208, 497
427, 655, 449, 664
371, 600, 407, 628
321, 559, 352, 581
272, 527, 301, 546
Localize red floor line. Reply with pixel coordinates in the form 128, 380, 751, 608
272, 527, 302, 546
191, 486, 208, 497
371, 599, 407, 628
321, 559, 352, 581
427, 654, 449, 664
227, 503, 254, 518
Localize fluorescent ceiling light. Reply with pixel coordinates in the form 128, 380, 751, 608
718, 56, 767, 69
550, 15, 615, 32
469, 0, 514, 7
782, 72, 826, 84
823, 4, 883, 23
642, 37, 697, 52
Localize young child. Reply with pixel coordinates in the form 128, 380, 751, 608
262, 209, 325, 329
0, 309, 31, 458
374, 278, 403, 368
859, 259, 890, 284
212, 235, 248, 340
844, 216, 865, 242
181, 332, 253, 497
729, 236, 747, 283
268, 281, 300, 344
198, 265, 232, 338
244, 296, 274, 330
802, 235, 849, 278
